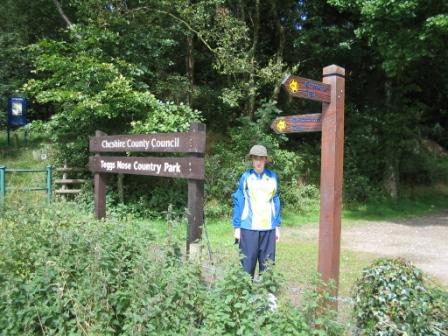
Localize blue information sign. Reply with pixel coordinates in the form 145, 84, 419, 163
7, 96, 28, 127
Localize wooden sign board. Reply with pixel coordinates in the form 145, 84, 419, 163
89, 122, 206, 256
89, 132, 205, 153
282, 75, 331, 103
89, 156, 205, 180
271, 113, 322, 134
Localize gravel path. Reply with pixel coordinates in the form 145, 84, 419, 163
297, 210, 448, 286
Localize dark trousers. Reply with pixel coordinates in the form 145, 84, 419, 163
239, 228, 276, 278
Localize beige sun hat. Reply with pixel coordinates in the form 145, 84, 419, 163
246, 144, 272, 162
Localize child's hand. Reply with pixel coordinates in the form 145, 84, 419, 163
276, 227, 280, 242
234, 228, 241, 240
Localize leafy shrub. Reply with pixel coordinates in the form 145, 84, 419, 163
23, 24, 203, 215
205, 198, 231, 218
352, 258, 448, 335
301, 275, 345, 336
0, 204, 156, 335
399, 146, 448, 186
24, 24, 202, 169
199, 261, 314, 336
205, 100, 319, 217
0, 203, 346, 335
131, 101, 202, 134
344, 172, 381, 204
281, 182, 320, 213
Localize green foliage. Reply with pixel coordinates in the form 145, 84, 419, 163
325, 0, 448, 195
281, 183, 320, 214
23, 24, 202, 167
205, 100, 319, 216
22, 22, 202, 213
301, 275, 345, 336
0, 0, 65, 113
200, 263, 313, 335
121, 251, 205, 335
0, 31, 29, 112
344, 186, 448, 222
174, 0, 290, 116
131, 101, 202, 134
0, 203, 348, 335
352, 258, 448, 335
0, 204, 155, 335
2, 0, 448, 208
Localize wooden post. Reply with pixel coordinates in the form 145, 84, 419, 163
94, 130, 107, 219
62, 160, 67, 200
318, 65, 345, 297
117, 174, 124, 203
187, 122, 206, 256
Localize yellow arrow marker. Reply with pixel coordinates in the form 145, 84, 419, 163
289, 79, 299, 93
276, 119, 287, 132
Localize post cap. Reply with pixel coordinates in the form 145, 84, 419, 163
323, 65, 345, 77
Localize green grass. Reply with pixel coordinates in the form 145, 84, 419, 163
282, 208, 320, 226
281, 187, 448, 226
0, 129, 52, 206
141, 215, 376, 299
2, 128, 447, 305
202, 215, 369, 297
344, 187, 448, 222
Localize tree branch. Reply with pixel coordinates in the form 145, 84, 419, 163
52, 0, 73, 27
129, 6, 215, 53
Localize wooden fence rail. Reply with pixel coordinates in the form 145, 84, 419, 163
54, 162, 86, 197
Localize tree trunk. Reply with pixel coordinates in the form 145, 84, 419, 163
383, 80, 399, 199
384, 157, 399, 199
271, 1, 286, 100
247, 0, 260, 120
186, 35, 194, 105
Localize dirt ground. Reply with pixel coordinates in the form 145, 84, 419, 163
298, 210, 448, 286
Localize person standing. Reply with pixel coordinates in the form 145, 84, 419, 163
232, 144, 281, 278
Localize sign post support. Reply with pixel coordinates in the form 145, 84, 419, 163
187, 122, 206, 256
94, 130, 107, 219
318, 65, 345, 294
271, 65, 346, 304
6, 96, 28, 146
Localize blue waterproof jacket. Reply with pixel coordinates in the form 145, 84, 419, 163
232, 169, 281, 230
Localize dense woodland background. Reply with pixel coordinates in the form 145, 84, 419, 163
1, 0, 447, 215
1, 3, 448, 333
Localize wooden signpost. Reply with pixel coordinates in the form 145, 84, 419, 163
273, 65, 345, 303
271, 113, 322, 134
89, 132, 205, 153
89, 122, 206, 254
88, 156, 204, 179
282, 75, 331, 103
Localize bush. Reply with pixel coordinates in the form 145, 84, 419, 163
0, 205, 157, 335
24, 25, 202, 169
205, 100, 319, 217
301, 275, 345, 336
0, 203, 345, 335
352, 258, 448, 335
281, 182, 320, 213
200, 263, 313, 335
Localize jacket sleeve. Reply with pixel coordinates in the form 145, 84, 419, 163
273, 174, 281, 227
232, 174, 246, 228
